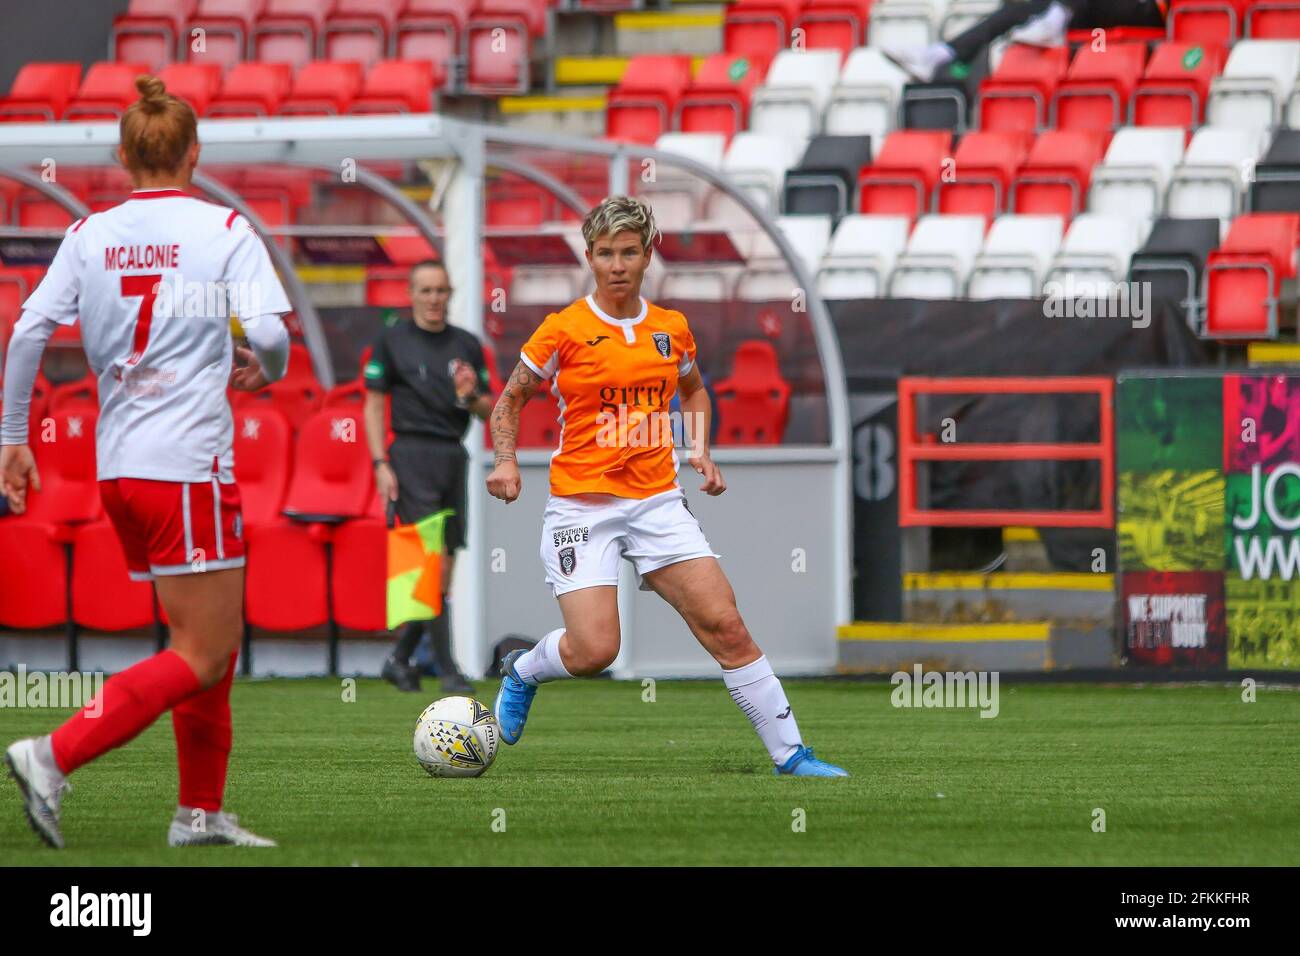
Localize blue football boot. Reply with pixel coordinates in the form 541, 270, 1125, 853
774, 745, 849, 777
493, 649, 538, 745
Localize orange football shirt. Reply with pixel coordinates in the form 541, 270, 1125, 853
519, 295, 697, 498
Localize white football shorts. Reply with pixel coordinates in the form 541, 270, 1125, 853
540, 487, 719, 596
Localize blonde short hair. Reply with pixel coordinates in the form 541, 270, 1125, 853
581, 195, 659, 252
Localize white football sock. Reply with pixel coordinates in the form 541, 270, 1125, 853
514, 628, 572, 686
722, 655, 802, 767
35, 734, 66, 783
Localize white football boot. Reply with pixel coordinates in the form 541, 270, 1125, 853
5, 737, 70, 849
1008, 1, 1072, 47
167, 807, 278, 847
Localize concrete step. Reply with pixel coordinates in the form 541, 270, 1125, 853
837, 619, 1117, 673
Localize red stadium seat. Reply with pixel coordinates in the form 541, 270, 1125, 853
208, 61, 293, 116
279, 60, 365, 115
110, 0, 198, 71
794, 0, 874, 56
330, 517, 386, 631
0, 63, 82, 123
1248, 2, 1300, 37
16, 200, 76, 229
606, 54, 694, 145
252, 0, 336, 68
350, 59, 439, 113
233, 405, 292, 528
486, 184, 549, 227
1168, 0, 1253, 44
0, 518, 69, 628
676, 53, 771, 141
244, 519, 329, 630
323, 380, 367, 414
1011, 129, 1107, 224
519, 389, 562, 448
724, 0, 803, 61
321, 0, 404, 67
23, 405, 101, 526
281, 407, 374, 521
1051, 42, 1148, 132
366, 267, 411, 306
465, 0, 552, 95
858, 130, 953, 222
48, 372, 98, 413
714, 340, 789, 445
935, 130, 1032, 223
64, 62, 153, 122
184, 0, 267, 70
1205, 213, 1300, 338
156, 62, 224, 116
71, 520, 155, 631
978, 43, 1071, 133
379, 233, 437, 265
394, 0, 467, 84
1131, 42, 1226, 129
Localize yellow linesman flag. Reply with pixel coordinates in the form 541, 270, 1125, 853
386, 508, 454, 631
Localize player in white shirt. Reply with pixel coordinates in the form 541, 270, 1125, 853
2, 76, 288, 849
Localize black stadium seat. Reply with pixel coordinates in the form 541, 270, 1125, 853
1127, 218, 1221, 328
781, 134, 872, 222
1250, 129, 1300, 212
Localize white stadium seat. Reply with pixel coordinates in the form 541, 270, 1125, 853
1087, 127, 1186, 222
1207, 40, 1300, 130
869, 0, 949, 50
1165, 126, 1268, 225
511, 267, 585, 305
816, 214, 912, 299
737, 214, 833, 300
967, 214, 1064, 299
825, 48, 908, 143
941, 0, 999, 42
642, 132, 727, 230
887, 214, 985, 299
749, 49, 843, 141
1043, 214, 1149, 295
705, 132, 809, 224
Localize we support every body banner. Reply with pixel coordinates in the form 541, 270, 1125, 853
1118, 374, 1300, 670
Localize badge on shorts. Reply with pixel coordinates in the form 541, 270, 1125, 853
652, 332, 671, 359
558, 546, 577, 577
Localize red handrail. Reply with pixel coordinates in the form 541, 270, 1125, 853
898, 376, 1114, 528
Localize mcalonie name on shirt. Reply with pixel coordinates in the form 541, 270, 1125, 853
50, 886, 151, 936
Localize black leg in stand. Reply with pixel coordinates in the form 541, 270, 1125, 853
242, 621, 253, 676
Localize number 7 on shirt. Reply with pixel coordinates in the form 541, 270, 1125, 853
121, 274, 162, 365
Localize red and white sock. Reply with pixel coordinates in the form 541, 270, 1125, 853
50, 649, 202, 775
172, 653, 236, 812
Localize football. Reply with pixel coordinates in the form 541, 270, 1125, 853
413, 696, 501, 778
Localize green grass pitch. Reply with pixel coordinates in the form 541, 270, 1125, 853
2, 678, 1298, 865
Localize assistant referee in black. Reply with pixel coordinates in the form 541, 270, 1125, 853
364, 259, 492, 693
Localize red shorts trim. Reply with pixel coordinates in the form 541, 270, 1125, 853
99, 478, 246, 580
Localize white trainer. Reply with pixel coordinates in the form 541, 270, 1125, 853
1009, 1, 1072, 47
167, 809, 278, 848
881, 43, 947, 84
5, 737, 70, 849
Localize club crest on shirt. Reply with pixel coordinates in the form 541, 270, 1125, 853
652, 332, 671, 359
558, 546, 577, 577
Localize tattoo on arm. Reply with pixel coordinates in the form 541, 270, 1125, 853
490, 361, 543, 465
